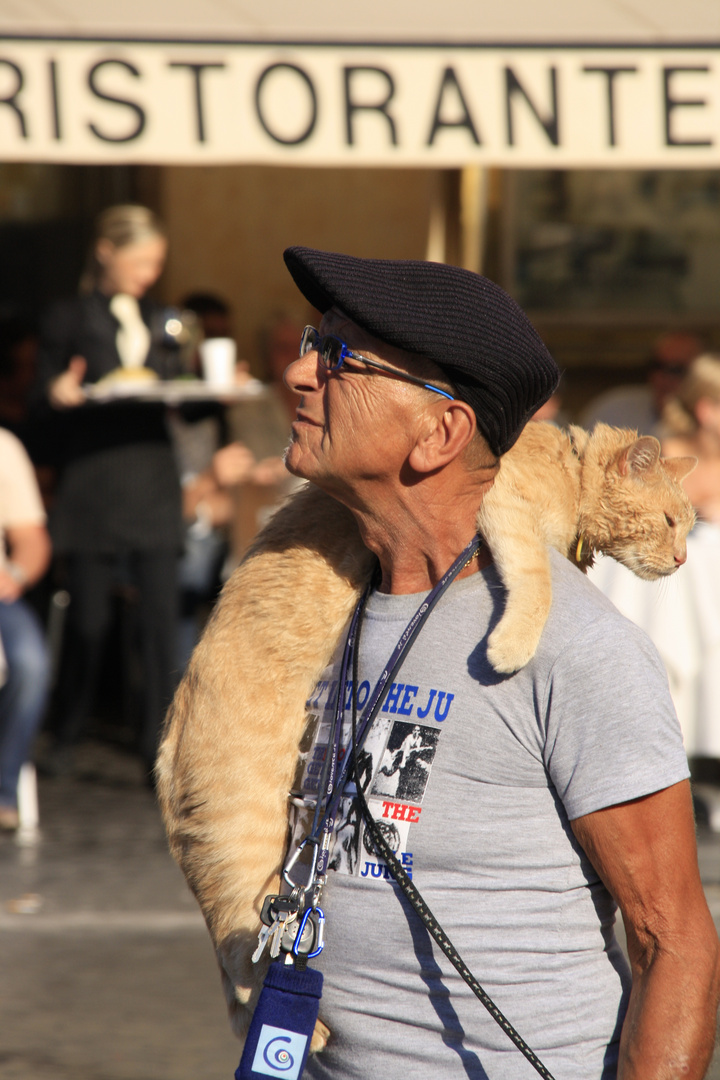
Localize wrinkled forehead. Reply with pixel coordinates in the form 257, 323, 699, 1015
320, 307, 370, 346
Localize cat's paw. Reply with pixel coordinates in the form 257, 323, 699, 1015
310, 1018, 331, 1053
487, 627, 539, 674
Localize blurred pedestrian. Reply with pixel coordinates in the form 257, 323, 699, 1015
180, 292, 233, 344
223, 312, 306, 562
0, 314, 39, 441
662, 353, 720, 522
662, 354, 720, 798
581, 330, 703, 436
589, 354, 720, 811
34, 204, 183, 777
0, 427, 51, 829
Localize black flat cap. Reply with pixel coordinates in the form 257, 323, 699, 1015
284, 246, 559, 456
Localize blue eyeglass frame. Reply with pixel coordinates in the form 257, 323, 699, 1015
299, 326, 455, 402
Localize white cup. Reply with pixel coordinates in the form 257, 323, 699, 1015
199, 337, 236, 388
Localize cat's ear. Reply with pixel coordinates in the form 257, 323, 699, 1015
618, 436, 661, 477
662, 455, 698, 482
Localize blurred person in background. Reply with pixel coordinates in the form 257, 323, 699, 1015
223, 312, 305, 563
180, 291, 233, 344
169, 290, 262, 663
0, 427, 51, 830
0, 314, 39, 442
661, 354, 720, 805
0, 313, 56, 511
589, 353, 720, 823
581, 330, 703, 436
663, 354, 720, 523
33, 204, 183, 779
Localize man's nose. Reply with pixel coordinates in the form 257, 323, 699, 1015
284, 350, 323, 396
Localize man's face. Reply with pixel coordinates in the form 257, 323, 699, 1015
283, 311, 429, 499
649, 332, 702, 413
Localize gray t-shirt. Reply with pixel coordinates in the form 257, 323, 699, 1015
291, 551, 689, 1080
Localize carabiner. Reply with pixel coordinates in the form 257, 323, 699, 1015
292, 905, 325, 960
282, 835, 320, 893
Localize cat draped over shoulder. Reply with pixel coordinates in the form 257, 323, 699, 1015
156, 420, 696, 1050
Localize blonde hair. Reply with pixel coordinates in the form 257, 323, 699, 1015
80, 204, 167, 294
663, 353, 720, 435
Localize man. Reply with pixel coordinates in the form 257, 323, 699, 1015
0, 427, 51, 829
581, 331, 704, 436
158, 248, 719, 1079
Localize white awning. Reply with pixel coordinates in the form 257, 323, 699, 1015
1, 1, 719, 164
3, 0, 719, 44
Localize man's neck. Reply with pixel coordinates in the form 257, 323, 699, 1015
347, 479, 493, 595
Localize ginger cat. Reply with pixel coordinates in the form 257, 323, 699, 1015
156, 421, 695, 1050
479, 422, 696, 672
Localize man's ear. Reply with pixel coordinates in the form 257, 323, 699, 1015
408, 401, 476, 473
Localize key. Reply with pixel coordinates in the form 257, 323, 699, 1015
268, 918, 284, 959
260, 894, 298, 927
251, 922, 271, 964
270, 912, 296, 959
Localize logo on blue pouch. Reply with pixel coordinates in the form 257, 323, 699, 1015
252, 1024, 308, 1079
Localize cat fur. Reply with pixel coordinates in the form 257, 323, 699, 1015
156, 421, 696, 1049
480, 421, 696, 672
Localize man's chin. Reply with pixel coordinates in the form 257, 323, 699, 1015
283, 445, 311, 480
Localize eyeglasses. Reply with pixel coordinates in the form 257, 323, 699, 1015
299, 326, 455, 402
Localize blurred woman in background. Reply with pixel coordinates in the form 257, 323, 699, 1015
35, 204, 182, 778
588, 354, 720, 823
662, 354, 720, 523
660, 355, 720, 803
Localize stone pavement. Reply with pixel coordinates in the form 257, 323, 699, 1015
0, 741, 239, 1080
1, 739, 720, 1080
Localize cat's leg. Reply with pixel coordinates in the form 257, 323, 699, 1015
478, 501, 553, 673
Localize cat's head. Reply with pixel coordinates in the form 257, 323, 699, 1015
582, 425, 697, 580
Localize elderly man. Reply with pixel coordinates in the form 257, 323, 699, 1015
158, 248, 719, 1080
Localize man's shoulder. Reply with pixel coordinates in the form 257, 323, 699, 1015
541, 549, 655, 666
0, 426, 32, 468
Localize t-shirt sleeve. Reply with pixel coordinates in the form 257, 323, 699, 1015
542, 612, 690, 820
0, 430, 46, 528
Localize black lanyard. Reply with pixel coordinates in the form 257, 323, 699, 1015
285, 531, 557, 1079
307, 533, 482, 879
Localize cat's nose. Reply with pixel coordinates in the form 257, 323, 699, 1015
674, 550, 687, 566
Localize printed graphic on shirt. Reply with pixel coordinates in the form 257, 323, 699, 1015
292, 678, 449, 885
326, 790, 418, 878
371, 721, 439, 803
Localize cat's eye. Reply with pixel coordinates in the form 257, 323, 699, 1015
664, 513, 675, 528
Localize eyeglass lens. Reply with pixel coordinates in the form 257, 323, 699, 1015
300, 327, 344, 369
299, 326, 318, 356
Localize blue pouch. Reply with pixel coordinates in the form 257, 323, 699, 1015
235, 961, 324, 1080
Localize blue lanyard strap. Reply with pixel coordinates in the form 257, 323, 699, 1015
309, 533, 482, 876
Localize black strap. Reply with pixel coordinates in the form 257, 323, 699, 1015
312, 535, 482, 877
349, 583, 558, 1080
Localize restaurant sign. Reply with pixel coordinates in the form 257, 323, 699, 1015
1, 38, 719, 166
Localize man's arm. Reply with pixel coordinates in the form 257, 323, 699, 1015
572, 779, 720, 1080
0, 523, 51, 603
